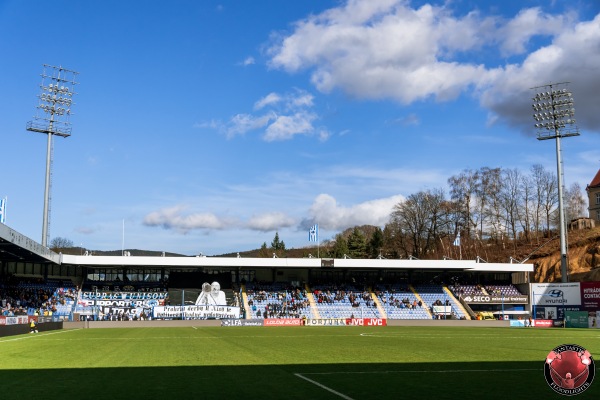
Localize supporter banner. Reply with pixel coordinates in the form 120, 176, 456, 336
263, 319, 302, 326
580, 282, 600, 309
531, 283, 581, 306
221, 319, 263, 327
81, 291, 168, 300
461, 295, 528, 304
79, 298, 163, 317
305, 319, 348, 326
153, 305, 240, 319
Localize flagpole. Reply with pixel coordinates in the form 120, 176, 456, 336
122, 219, 125, 256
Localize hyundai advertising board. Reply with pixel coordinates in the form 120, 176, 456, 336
531, 283, 581, 306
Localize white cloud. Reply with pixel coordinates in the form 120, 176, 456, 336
211, 89, 325, 141
308, 193, 405, 231
242, 56, 255, 66
226, 113, 274, 138
268, 1, 488, 103
247, 212, 296, 231
143, 205, 231, 232
254, 92, 282, 110
499, 7, 571, 56
479, 13, 600, 132
264, 111, 317, 141
267, 1, 600, 132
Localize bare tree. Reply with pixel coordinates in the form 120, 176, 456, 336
499, 168, 522, 248
390, 188, 449, 258
563, 182, 587, 223
49, 237, 74, 250
448, 169, 479, 237
518, 172, 535, 242
478, 167, 503, 242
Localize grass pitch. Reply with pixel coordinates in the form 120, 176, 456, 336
1, 326, 598, 399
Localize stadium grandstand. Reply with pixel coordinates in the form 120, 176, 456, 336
0, 221, 539, 326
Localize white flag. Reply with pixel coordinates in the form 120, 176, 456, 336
0, 198, 5, 224
453, 232, 460, 247
309, 224, 318, 242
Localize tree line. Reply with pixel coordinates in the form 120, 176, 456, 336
306, 164, 586, 260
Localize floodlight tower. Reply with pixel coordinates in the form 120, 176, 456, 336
531, 82, 579, 282
26, 65, 78, 247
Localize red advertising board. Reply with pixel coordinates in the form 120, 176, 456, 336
344, 318, 387, 326
263, 319, 302, 326
533, 319, 553, 328
364, 318, 387, 326
580, 281, 600, 310
346, 318, 364, 326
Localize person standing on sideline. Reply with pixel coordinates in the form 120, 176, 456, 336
29, 320, 38, 333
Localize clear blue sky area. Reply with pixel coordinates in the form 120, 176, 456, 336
1, 0, 599, 255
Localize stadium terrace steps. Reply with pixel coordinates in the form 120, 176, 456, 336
371, 291, 386, 318
304, 287, 321, 319
409, 285, 432, 319
443, 286, 471, 320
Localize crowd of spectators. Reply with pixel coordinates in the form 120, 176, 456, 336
246, 282, 311, 319
0, 276, 78, 317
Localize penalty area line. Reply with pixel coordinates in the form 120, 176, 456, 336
294, 373, 354, 400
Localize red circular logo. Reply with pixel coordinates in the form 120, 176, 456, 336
544, 344, 594, 395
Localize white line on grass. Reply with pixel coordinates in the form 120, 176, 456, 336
0, 328, 82, 343
296, 368, 542, 375
294, 373, 354, 400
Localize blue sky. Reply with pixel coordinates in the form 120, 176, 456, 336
1, 0, 599, 256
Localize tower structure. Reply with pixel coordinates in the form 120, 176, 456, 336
26, 64, 79, 247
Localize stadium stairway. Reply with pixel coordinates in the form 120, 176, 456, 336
305, 284, 321, 319
241, 285, 251, 319
443, 286, 471, 320
370, 291, 387, 318
409, 285, 433, 319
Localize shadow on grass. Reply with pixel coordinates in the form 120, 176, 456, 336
3, 361, 598, 400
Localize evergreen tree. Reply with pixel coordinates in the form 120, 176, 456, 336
332, 234, 349, 258
347, 227, 367, 258
367, 227, 384, 258
270, 232, 286, 257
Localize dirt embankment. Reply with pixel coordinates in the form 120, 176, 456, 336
530, 227, 600, 282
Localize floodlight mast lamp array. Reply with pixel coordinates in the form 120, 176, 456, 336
531, 82, 579, 283
26, 65, 79, 248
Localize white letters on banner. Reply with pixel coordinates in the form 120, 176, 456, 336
153, 305, 240, 319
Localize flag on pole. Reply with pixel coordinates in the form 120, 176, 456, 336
453, 232, 460, 247
0, 197, 5, 224
309, 224, 318, 242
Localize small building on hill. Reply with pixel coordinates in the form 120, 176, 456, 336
568, 217, 595, 230
586, 169, 600, 223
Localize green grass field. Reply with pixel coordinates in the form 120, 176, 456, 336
1, 326, 598, 399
